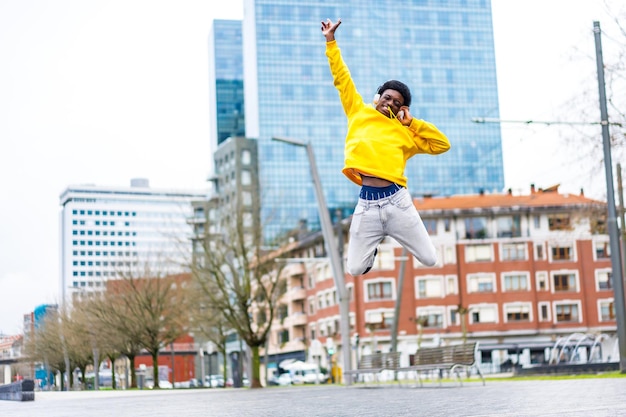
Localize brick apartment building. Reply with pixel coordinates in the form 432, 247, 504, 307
263, 185, 617, 375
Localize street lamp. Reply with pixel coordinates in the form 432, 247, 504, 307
272, 136, 352, 385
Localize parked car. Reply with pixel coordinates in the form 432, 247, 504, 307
277, 373, 292, 386
145, 379, 173, 389
204, 375, 225, 388
158, 380, 174, 389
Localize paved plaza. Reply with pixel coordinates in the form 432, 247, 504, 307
2, 378, 626, 417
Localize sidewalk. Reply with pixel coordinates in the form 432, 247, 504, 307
2, 378, 626, 417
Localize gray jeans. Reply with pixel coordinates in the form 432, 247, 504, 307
346, 187, 437, 276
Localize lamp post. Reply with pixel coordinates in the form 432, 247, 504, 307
594, 21, 626, 373
272, 136, 352, 385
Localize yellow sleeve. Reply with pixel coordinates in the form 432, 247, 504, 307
325, 40, 364, 116
408, 118, 451, 155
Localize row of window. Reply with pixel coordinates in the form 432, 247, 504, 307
305, 300, 615, 340
71, 210, 136, 217
423, 213, 587, 239
302, 270, 612, 313
364, 270, 613, 301
413, 300, 615, 328
72, 230, 134, 236
72, 270, 125, 277
463, 241, 610, 263
72, 240, 135, 247
72, 259, 136, 267
285, 299, 616, 345
72, 250, 136, 257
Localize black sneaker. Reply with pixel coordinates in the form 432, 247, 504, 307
362, 248, 378, 275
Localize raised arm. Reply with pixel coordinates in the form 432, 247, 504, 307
322, 18, 364, 117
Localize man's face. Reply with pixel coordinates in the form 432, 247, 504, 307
375, 89, 404, 118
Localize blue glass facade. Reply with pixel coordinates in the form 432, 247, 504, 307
238, 0, 503, 242
212, 20, 245, 146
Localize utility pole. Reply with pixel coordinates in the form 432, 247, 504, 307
594, 21, 626, 373
390, 248, 407, 353
272, 137, 352, 385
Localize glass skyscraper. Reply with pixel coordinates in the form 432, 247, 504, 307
209, 20, 246, 147
228, 0, 504, 241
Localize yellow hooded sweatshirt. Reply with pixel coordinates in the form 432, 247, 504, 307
326, 40, 451, 187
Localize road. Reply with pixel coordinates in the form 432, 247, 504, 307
2, 378, 626, 417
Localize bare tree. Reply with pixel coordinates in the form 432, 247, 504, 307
22, 309, 67, 390
188, 288, 233, 387
191, 217, 287, 389
106, 270, 191, 388
85, 290, 147, 389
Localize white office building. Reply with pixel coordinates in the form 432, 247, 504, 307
59, 178, 207, 303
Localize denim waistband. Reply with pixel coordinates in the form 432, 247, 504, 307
359, 183, 402, 200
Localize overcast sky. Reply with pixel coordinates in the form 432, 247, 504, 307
0, 0, 623, 334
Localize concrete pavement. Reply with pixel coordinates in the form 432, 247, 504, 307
2, 378, 626, 416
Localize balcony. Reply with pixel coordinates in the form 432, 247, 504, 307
290, 286, 306, 301
290, 312, 308, 327
282, 262, 305, 277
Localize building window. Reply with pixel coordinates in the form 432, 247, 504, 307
538, 302, 550, 321
595, 241, 610, 260
555, 303, 580, 322
467, 274, 495, 293
548, 214, 571, 231
533, 215, 540, 229
465, 217, 487, 239
504, 303, 531, 322
599, 300, 615, 322
496, 215, 521, 238
416, 276, 443, 298
503, 273, 529, 291
423, 219, 437, 235
536, 272, 549, 291
443, 246, 456, 264
535, 244, 544, 260
241, 149, 251, 165
465, 244, 492, 262
445, 275, 458, 295
448, 308, 460, 326
470, 305, 497, 324
416, 308, 444, 328
553, 273, 577, 292
551, 244, 573, 261
444, 218, 451, 232
308, 299, 315, 315
501, 243, 526, 261
366, 281, 393, 301
365, 310, 393, 329
278, 304, 289, 321
596, 270, 612, 291
241, 170, 251, 185
278, 329, 289, 344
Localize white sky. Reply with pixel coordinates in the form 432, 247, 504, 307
0, 0, 622, 334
